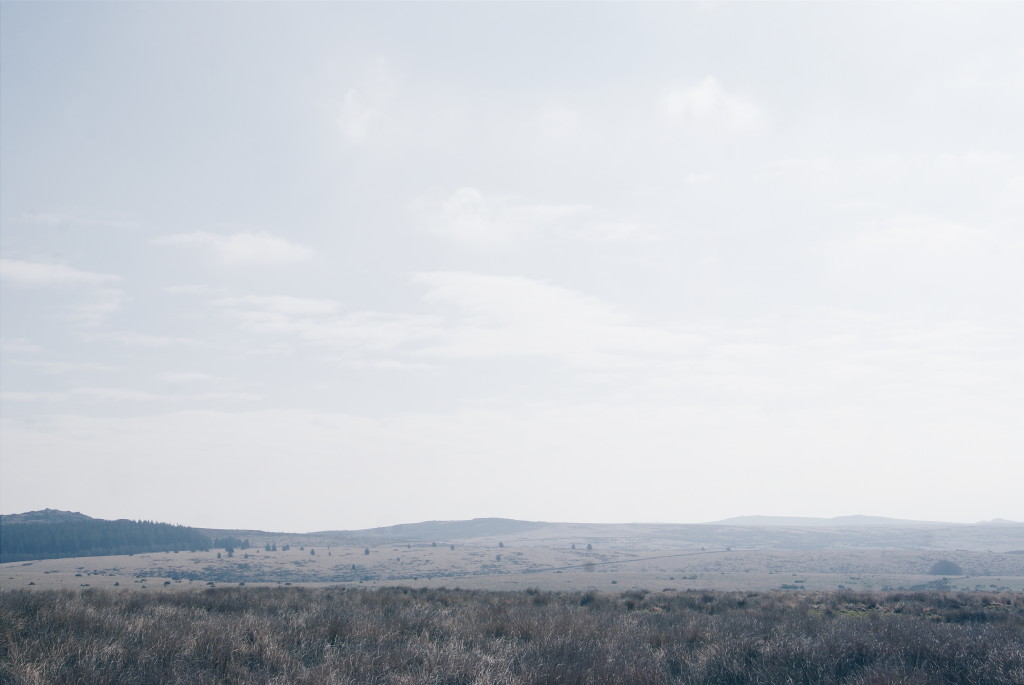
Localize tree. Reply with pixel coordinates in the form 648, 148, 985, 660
571, 544, 576, 550
586, 543, 592, 551
498, 542, 504, 548
929, 559, 964, 576
310, 548, 316, 556
364, 547, 370, 555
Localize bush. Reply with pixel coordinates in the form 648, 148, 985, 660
2, 588, 1021, 684
929, 559, 965, 575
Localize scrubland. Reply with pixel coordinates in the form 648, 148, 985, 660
2, 587, 1022, 684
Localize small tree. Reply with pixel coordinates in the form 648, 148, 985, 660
498, 542, 504, 548
364, 547, 370, 555
450, 544, 455, 551
586, 543, 592, 551
310, 548, 316, 556
929, 559, 964, 576
571, 544, 576, 550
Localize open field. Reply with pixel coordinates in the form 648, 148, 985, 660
4, 541, 1024, 594
2, 587, 1022, 684
4, 517, 1023, 593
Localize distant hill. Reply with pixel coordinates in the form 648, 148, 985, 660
0, 510, 211, 563
1, 509, 96, 525
318, 517, 545, 541
708, 515, 961, 528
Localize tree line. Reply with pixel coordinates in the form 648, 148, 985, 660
0, 519, 211, 563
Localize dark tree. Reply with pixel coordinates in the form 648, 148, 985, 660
929, 559, 964, 575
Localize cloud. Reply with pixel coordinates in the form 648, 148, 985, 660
336, 59, 396, 143
6, 360, 112, 375
15, 212, 140, 229
0, 338, 40, 354
338, 89, 380, 142
0, 259, 121, 287
163, 284, 222, 296
341, 359, 434, 371
660, 76, 765, 133
535, 103, 580, 139
213, 296, 441, 352
412, 271, 685, 366
153, 231, 314, 265
849, 216, 990, 253
207, 275, 687, 373
85, 331, 209, 348
0, 387, 261, 403
213, 295, 339, 317
71, 287, 126, 326
158, 372, 218, 383
816, 215, 997, 289
433, 187, 648, 245
578, 221, 658, 242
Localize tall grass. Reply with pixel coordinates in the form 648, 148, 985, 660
2, 587, 1021, 684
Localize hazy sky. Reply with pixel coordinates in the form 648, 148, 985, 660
2, 2, 1022, 531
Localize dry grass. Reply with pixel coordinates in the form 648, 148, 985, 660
2, 587, 1022, 684
4, 543, 1023, 594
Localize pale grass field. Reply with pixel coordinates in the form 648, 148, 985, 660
3, 540, 1023, 593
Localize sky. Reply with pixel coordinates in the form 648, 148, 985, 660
1, 2, 1022, 532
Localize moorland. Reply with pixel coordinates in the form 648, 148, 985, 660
3, 586, 1022, 684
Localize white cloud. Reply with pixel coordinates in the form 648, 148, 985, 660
153, 231, 314, 265
213, 295, 339, 317
682, 172, 714, 184
0, 338, 40, 354
6, 360, 112, 375
535, 103, 580, 139
341, 359, 434, 371
213, 296, 441, 351
336, 60, 396, 143
0, 387, 261, 403
158, 372, 218, 383
0, 258, 121, 287
15, 212, 140, 229
578, 221, 659, 242
850, 216, 990, 254
436, 187, 500, 244
163, 284, 222, 296
86, 331, 208, 348
433, 187, 646, 245
660, 76, 765, 133
338, 89, 379, 142
413, 271, 685, 366
71, 287, 126, 326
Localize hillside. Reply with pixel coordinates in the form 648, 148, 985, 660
1, 509, 96, 525
0, 512, 211, 563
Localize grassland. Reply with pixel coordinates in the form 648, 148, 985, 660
2, 587, 1022, 684
4, 541, 1023, 594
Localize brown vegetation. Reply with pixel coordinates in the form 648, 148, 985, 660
2, 587, 1023, 684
